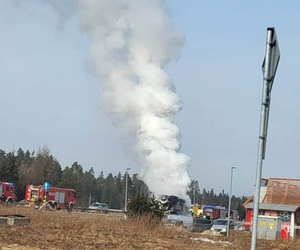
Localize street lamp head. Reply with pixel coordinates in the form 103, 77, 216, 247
231, 166, 236, 170
126, 168, 131, 171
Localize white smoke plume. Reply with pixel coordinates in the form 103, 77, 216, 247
11, 0, 76, 29
78, 0, 191, 200
11, 0, 192, 200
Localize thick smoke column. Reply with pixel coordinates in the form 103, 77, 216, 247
78, 0, 191, 200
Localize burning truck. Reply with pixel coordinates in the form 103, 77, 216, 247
159, 195, 193, 229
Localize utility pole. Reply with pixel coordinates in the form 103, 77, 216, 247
227, 167, 236, 237
251, 27, 280, 250
89, 181, 93, 205
193, 181, 196, 205
124, 168, 131, 214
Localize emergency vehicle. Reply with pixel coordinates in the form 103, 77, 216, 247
25, 185, 77, 211
203, 205, 228, 219
0, 181, 16, 203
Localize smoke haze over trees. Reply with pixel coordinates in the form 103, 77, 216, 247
0, 146, 246, 217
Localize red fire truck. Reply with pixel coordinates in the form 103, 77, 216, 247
0, 181, 16, 203
25, 185, 77, 211
203, 205, 228, 219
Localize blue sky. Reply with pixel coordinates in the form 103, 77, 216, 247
1, 0, 300, 196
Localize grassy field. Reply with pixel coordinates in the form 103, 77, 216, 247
0, 206, 299, 250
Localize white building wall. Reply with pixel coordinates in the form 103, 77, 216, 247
260, 187, 267, 202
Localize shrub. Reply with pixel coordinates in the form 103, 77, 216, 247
127, 194, 165, 219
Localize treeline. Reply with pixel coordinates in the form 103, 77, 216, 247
0, 146, 247, 216
0, 146, 148, 208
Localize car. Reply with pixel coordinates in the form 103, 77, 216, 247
211, 219, 236, 234
193, 218, 213, 232
88, 202, 109, 213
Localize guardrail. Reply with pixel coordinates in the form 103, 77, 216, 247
2, 202, 125, 216
74, 207, 123, 214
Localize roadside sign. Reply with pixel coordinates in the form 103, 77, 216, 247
261, 27, 280, 160
251, 27, 281, 250
43, 182, 50, 191
262, 27, 280, 93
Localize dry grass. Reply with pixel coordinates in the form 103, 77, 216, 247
0, 206, 300, 250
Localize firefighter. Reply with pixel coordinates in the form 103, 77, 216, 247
192, 204, 199, 218
43, 193, 47, 203
37, 197, 42, 207
29, 194, 35, 207
1, 193, 7, 202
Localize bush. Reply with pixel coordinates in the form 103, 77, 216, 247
127, 194, 165, 219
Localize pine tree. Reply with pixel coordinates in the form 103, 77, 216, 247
94, 171, 104, 203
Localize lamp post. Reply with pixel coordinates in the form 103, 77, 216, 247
124, 168, 131, 213
227, 166, 236, 237
89, 181, 93, 205
193, 181, 196, 205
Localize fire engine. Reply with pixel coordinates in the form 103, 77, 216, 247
25, 185, 77, 211
0, 181, 16, 203
203, 205, 228, 219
